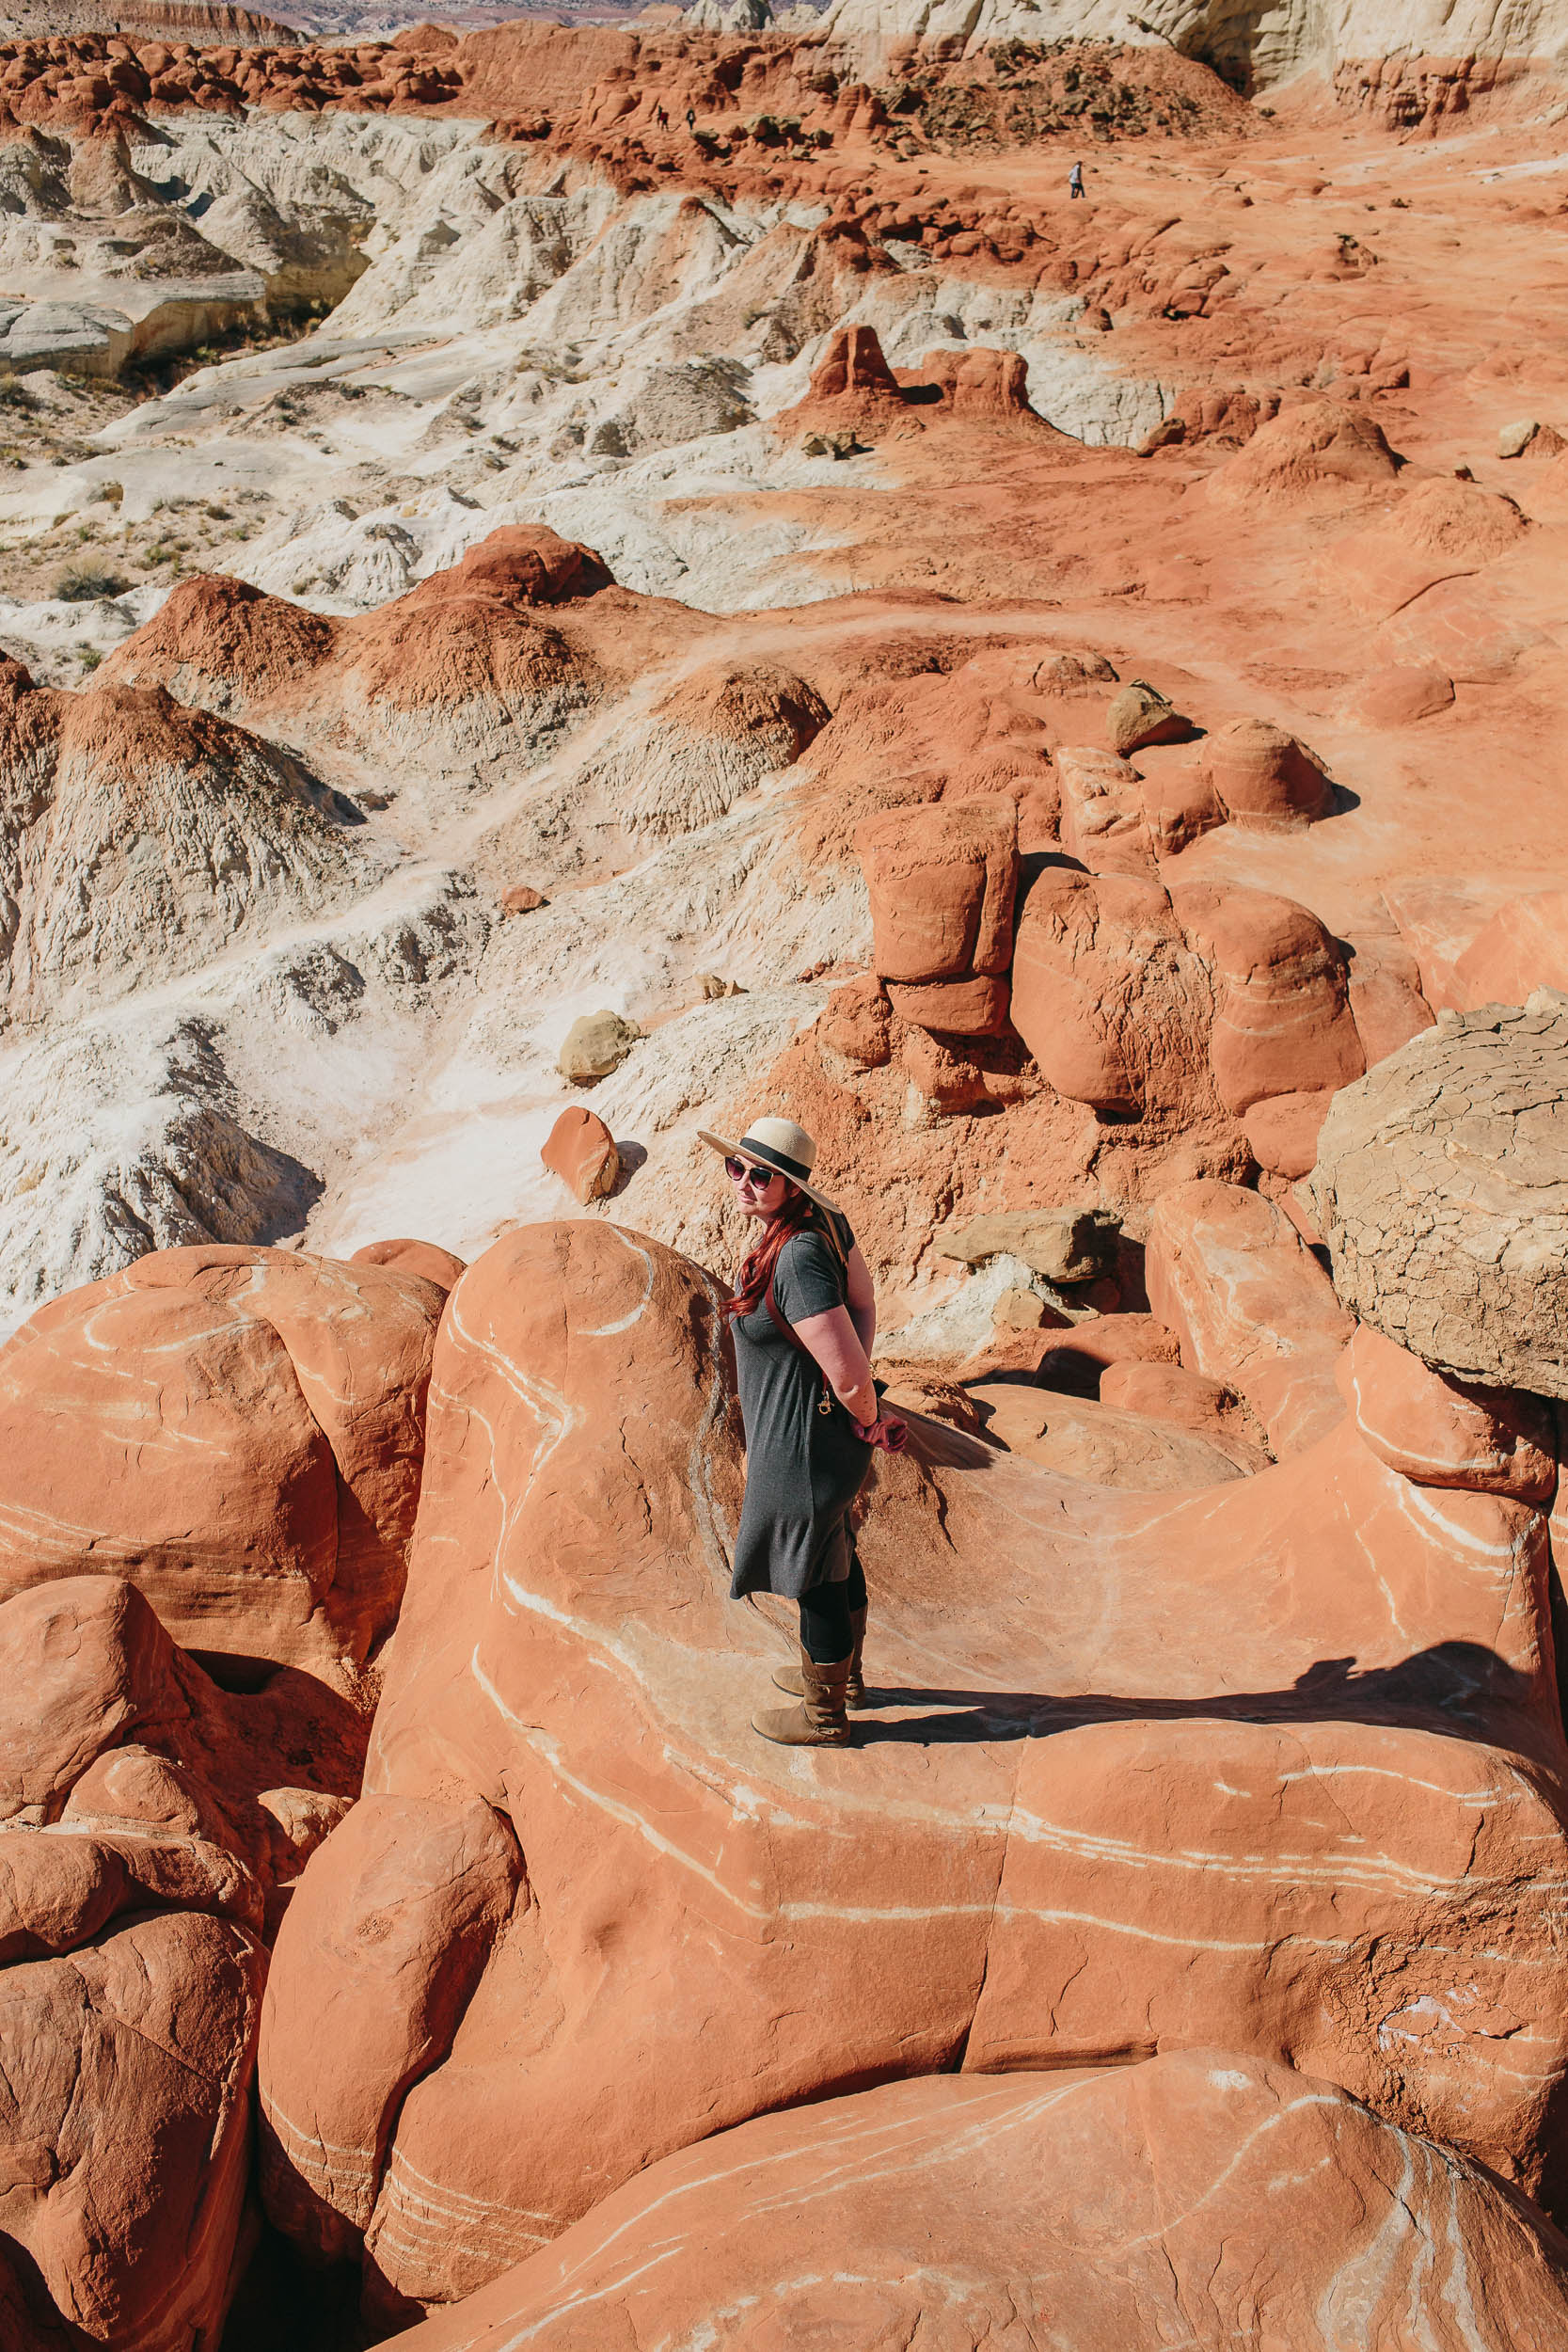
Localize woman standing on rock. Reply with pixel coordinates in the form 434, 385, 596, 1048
702, 1116, 905, 1748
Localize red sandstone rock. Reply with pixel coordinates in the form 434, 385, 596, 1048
1337, 1324, 1556, 1501
855, 797, 1017, 1036
351, 1238, 467, 1292
0, 1911, 263, 2351
0, 1572, 363, 2347
815, 975, 892, 1077
261, 1793, 522, 2264
391, 2052, 1568, 2351
1451, 888, 1568, 1008
884, 972, 1011, 1034
774, 324, 909, 444
1054, 745, 1158, 876
541, 1105, 621, 1203
904, 345, 1055, 433
0, 1244, 445, 1692
1145, 1178, 1353, 1452
855, 798, 1017, 982
1345, 934, 1436, 1063
970, 1381, 1244, 1488
1099, 1357, 1270, 1470
1207, 401, 1401, 511
1348, 663, 1456, 726
1010, 869, 1217, 1120
1199, 717, 1333, 828
1031, 1311, 1182, 1393
1172, 883, 1365, 1114
1242, 1086, 1335, 1178
257, 1224, 1568, 2317
1331, 476, 1530, 622
499, 883, 546, 914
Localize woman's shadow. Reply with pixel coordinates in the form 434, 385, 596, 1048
849, 1641, 1536, 1747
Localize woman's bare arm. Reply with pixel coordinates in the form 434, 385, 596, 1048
843, 1243, 877, 1358
793, 1306, 878, 1426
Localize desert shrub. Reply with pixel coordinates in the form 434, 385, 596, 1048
0, 370, 31, 411
55, 559, 130, 602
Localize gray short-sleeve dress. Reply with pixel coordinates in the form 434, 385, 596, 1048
729, 1215, 873, 1601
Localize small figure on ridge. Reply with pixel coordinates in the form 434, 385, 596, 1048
702, 1115, 906, 1748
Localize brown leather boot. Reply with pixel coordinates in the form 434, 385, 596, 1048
752, 1654, 854, 1746
773, 1608, 868, 1708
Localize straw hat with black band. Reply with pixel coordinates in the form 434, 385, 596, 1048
697, 1117, 840, 1215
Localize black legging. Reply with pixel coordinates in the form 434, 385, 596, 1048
799, 1543, 868, 1663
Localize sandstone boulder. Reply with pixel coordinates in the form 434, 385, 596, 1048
257, 1221, 1568, 2317
499, 883, 545, 914
1242, 1085, 1335, 1179
351, 1237, 467, 1292
1146, 1178, 1353, 1452
1010, 869, 1216, 1119
1348, 663, 1455, 726
391, 2052, 1568, 2352
774, 324, 908, 443
1099, 1357, 1270, 1471
1311, 996, 1568, 1396
970, 1383, 1245, 1489
815, 975, 892, 1078
1172, 882, 1365, 1114
0, 1911, 264, 2352
1105, 677, 1190, 755
558, 1009, 640, 1084
1336, 1323, 1555, 1500
939, 1207, 1119, 1284
0, 1572, 361, 2347
909, 344, 1053, 430
0, 1244, 444, 1692
540, 1105, 620, 1203
899, 1025, 986, 1120
1198, 717, 1333, 828
887, 973, 1010, 1033
1054, 745, 1158, 876
991, 1285, 1047, 1330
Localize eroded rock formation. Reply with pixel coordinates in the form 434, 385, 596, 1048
254, 1216, 1568, 2322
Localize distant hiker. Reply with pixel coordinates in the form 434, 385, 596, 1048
655, 103, 669, 129
703, 1116, 906, 1749
1069, 159, 1085, 199
686, 105, 697, 134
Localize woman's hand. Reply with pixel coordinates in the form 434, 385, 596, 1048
853, 1407, 909, 1454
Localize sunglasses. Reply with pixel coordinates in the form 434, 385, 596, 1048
724, 1156, 780, 1186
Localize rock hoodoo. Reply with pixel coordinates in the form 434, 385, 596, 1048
855, 796, 1019, 1034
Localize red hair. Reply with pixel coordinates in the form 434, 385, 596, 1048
723, 1184, 815, 1323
